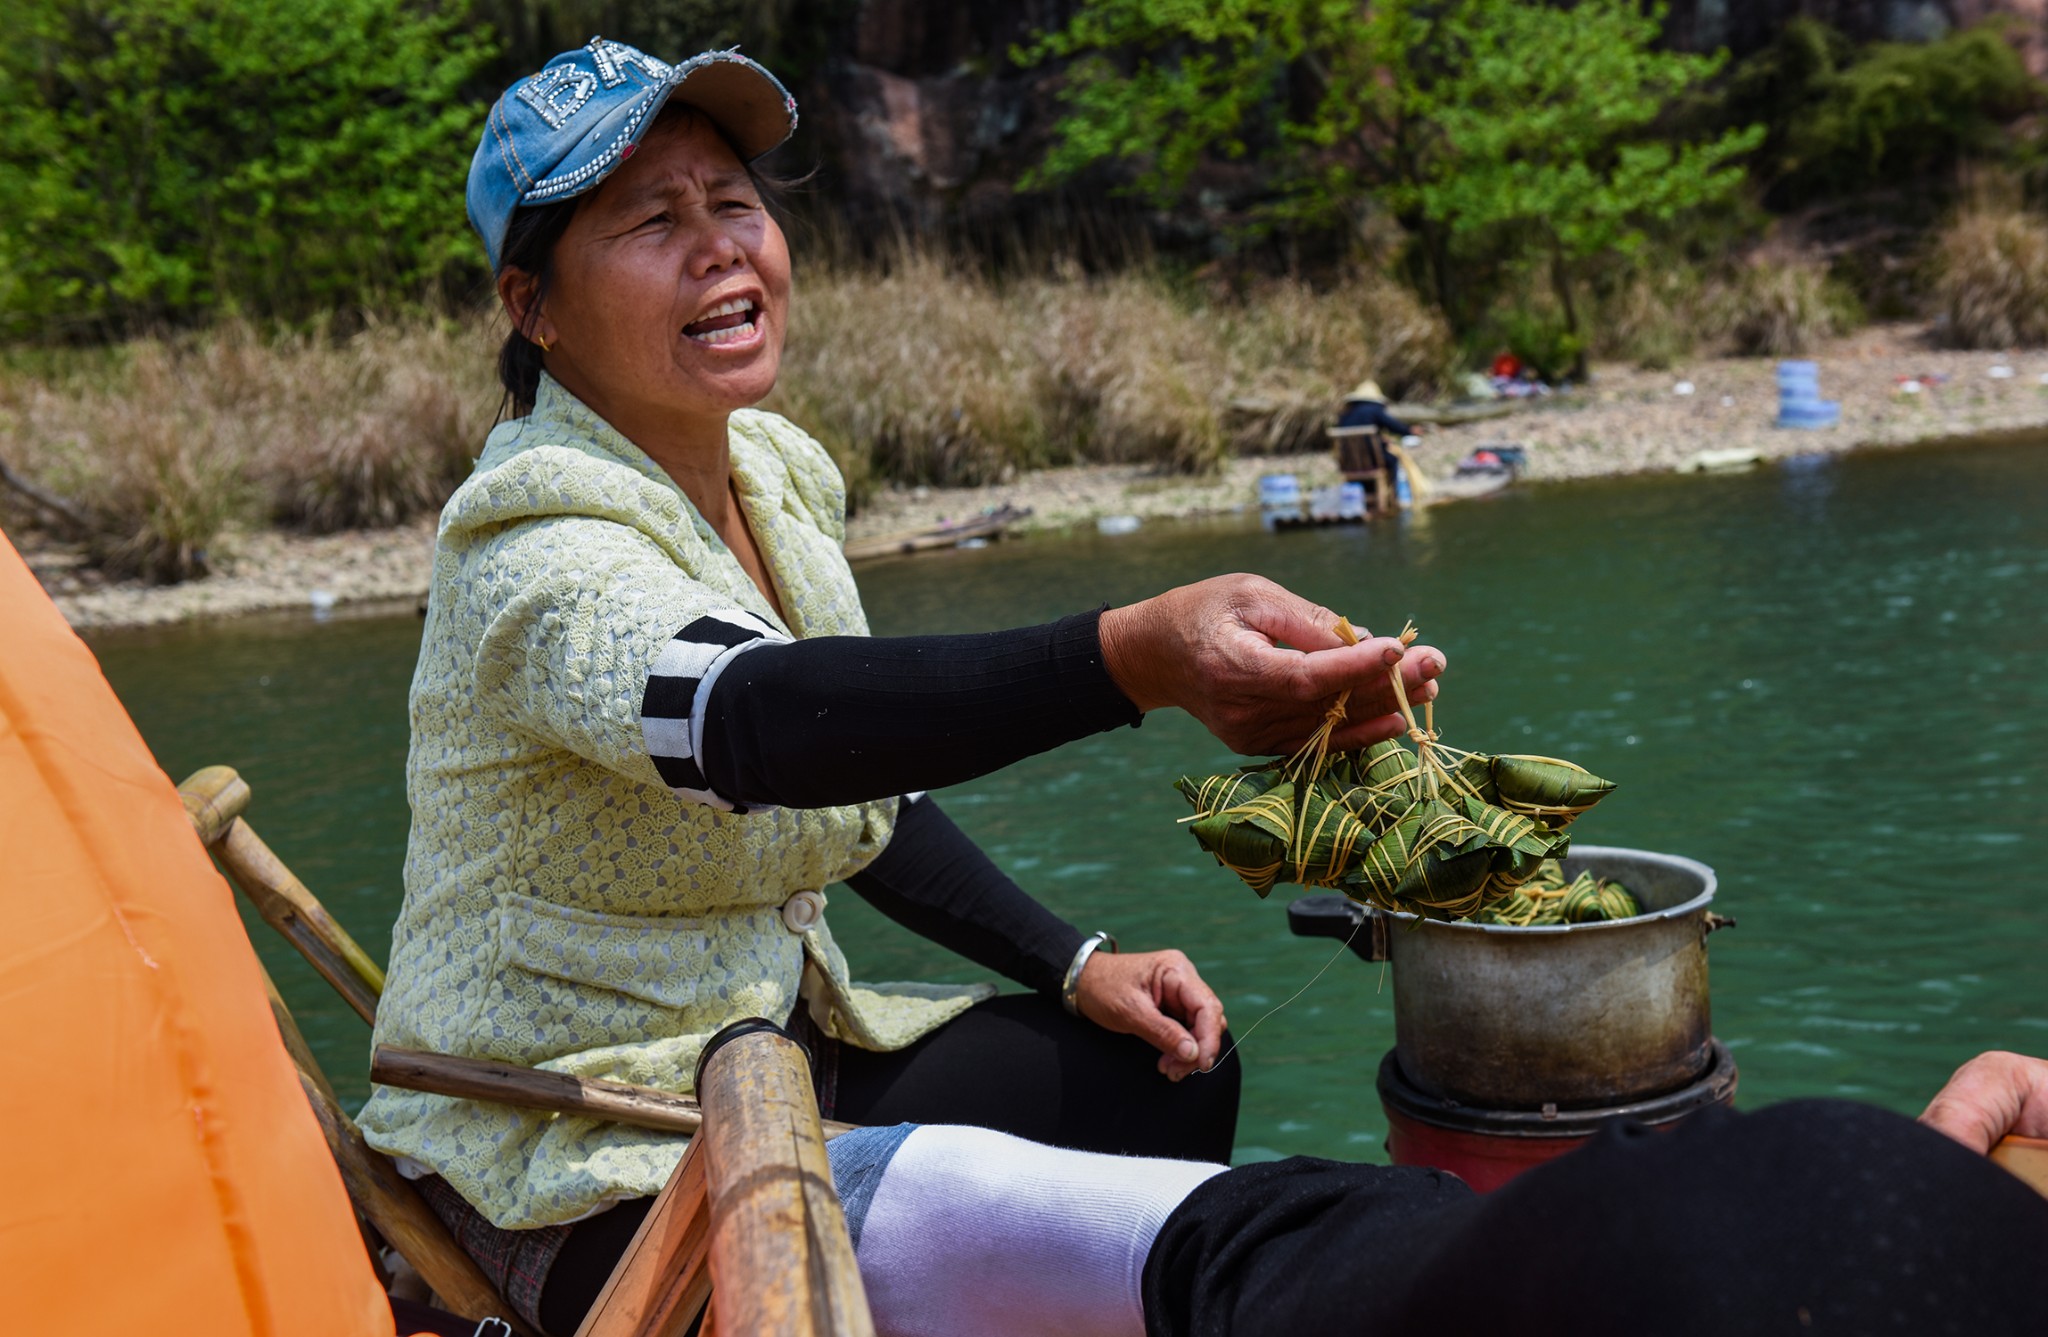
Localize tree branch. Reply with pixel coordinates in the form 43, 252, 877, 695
0, 452, 91, 535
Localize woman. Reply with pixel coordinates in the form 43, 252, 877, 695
359, 39, 1444, 1333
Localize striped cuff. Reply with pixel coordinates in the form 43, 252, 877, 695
641, 608, 790, 812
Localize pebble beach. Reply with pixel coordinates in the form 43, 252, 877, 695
25, 323, 2048, 631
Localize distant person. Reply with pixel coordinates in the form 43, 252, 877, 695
1331, 379, 1417, 511
1490, 349, 1522, 380
1334, 377, 1415, 437
357, 37, 1446, 1335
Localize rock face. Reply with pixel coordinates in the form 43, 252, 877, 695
795, 1, 1097, 242
792, 0, 2047, 246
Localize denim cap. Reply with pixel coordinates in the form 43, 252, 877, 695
468, 38, 797, 271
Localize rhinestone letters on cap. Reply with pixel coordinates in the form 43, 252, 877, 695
516, 65, 599, 130
589, 37, 673, 87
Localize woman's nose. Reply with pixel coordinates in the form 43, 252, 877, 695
688, 223, 747, 278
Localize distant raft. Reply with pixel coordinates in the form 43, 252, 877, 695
1174, 621, 1625, 924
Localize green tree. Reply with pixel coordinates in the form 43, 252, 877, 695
1023, 0, 1762, 375
1, 0, 496, 338
1695, 18, 2038, 208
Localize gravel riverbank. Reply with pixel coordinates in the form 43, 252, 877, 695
25, 323, 2048, 631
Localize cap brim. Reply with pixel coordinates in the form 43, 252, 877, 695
667, 56, 795, 162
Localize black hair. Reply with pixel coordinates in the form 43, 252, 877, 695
492, 103, 803, 421
495, 197, 582, 420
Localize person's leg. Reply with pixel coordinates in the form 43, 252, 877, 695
534, 1196, 655, 1336
833, 1123, 1224, 1337
832, 992, 1240, 1162
1144, 1099, 2048, 1337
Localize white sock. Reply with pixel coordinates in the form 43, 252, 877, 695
848, 1125, 1226, 1337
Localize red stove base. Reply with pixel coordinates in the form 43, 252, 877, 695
1377, 1040, 1739, 1193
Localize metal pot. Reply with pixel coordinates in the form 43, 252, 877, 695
1287, 845, 1731, 1110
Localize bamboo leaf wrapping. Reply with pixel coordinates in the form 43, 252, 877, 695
1490, 755, 1617, 826
1176, 740, 1618, 920
1173, 621, 1625, 922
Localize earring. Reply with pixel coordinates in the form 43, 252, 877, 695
534, 332, 553, 353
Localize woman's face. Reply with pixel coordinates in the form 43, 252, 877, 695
533, 109, 790, 438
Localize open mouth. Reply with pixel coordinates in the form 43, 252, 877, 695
683, 298, 760, 346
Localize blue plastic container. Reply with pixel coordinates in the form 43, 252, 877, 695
1258, 473, 1302, 509
1775, 360, 1840, 429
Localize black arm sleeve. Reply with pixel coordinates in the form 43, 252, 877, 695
697, 608, 1141, 810
843, 794, 1084, 996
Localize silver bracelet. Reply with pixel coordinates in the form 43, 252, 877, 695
1060, 930, 1119, 1016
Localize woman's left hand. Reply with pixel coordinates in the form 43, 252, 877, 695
1075, 948, 1228, 1082
1920, 1050, 2048, 1154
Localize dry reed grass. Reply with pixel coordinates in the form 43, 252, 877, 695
772, 256, 1452, 492
1932, 206, 2048, 349
1592, 264, 1706, 370
1722, 257, 1858, 356
1, 260, 1453, 579
1, 319, 495, 579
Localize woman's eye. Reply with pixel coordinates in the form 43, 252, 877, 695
638, 212, 671, 229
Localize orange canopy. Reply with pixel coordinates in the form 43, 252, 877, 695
0, 528, 392, 1337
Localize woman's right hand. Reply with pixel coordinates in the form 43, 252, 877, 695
1097, 573, 1446, 757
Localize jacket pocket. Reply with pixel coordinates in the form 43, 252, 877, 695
493, 890, 727, 1009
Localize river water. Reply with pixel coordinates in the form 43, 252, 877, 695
90, 434, 2048, 1164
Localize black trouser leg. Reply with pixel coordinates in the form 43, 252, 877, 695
833, 992, 1241, 1163
1144, 1099, 2048, 1337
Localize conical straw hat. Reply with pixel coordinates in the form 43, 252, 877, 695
1346, 378, 1386, 402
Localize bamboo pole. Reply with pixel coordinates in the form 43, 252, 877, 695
371, 1045, 856, 1140
178, 765, 386, 1023
1993, 1135, 2048, 1197
214, 815, 385, 1023
575, 1138, 713, 1337
259, 960, 343, 1113
179, 765, 252, 845
696, 1028, 875, 1337
291, 1060, 536, 1335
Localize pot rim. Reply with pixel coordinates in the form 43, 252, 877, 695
1381, 843, 1716, 936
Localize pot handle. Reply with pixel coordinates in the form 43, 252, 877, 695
1287, 894, 1388, 963
1703, 911, 1738, 937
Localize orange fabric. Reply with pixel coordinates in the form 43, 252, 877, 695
0, 529, 391, 1337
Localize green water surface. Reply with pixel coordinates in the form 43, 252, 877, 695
89, 434, 2048, 1164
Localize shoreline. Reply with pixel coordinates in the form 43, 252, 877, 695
25, 323, 2048, 632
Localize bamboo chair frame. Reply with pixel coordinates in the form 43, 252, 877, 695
1326, 424, 1395, 514
176, 765, 874, 1337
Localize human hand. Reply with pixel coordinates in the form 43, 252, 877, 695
1919, 1051, 2048, 1154
1074, 948, 1227, 1082
1097, 573, 1446, 756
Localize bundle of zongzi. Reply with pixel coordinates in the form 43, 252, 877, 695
1175, 621, 1624, 923
1468, 859, 1642, 926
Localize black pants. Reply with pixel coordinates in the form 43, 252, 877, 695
536, 992, 1241, 1334
1144, 1098, 2048, 1337
833, 991, 1241, 1161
